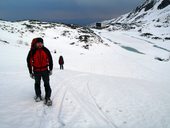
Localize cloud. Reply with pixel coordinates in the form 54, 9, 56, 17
74, 0, 115, 6
73, 0, 144, 8
0, 0, 145, 25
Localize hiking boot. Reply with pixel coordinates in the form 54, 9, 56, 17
34, 96, 43, 102
44, 98, 52, 106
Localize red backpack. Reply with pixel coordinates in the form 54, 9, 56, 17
31, 38, 37, 50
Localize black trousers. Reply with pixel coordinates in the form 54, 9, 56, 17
60, 64, 64, 70
34, 70, 51, 99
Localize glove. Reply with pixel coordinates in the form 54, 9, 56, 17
49, 70, 52, 76
30, 73, 34, 79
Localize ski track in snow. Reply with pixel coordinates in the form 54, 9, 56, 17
33, 72, 120, 128
40, 74, 118, 128
86, 84, 118, 128
69, 87, 117, 128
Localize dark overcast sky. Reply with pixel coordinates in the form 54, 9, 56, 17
0, 0, 144, 25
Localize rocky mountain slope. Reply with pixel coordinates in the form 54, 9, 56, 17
102, 0, 170, 40
0, 20, 104, 50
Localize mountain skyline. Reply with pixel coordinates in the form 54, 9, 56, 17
0, 0, 144, 25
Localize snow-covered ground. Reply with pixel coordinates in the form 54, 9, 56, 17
1, 1, 170, 126
0, 22, 170, 128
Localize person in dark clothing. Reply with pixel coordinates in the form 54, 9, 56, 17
58, 56, 64, 70
27, 37, 53, 105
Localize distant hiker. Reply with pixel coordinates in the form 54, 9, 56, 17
26, 37, 53, 106
58, 56, 64, 70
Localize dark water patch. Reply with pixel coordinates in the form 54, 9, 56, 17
121, 46, 145, 54
0, 39, 9, 44
153, 45, 170, 52
155, 57, 170, 62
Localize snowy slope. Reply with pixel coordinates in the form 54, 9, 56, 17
0, 41, 170, 128
102, 0, 170, 40
0, 20, 103, 50
1, 6, 170, 128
